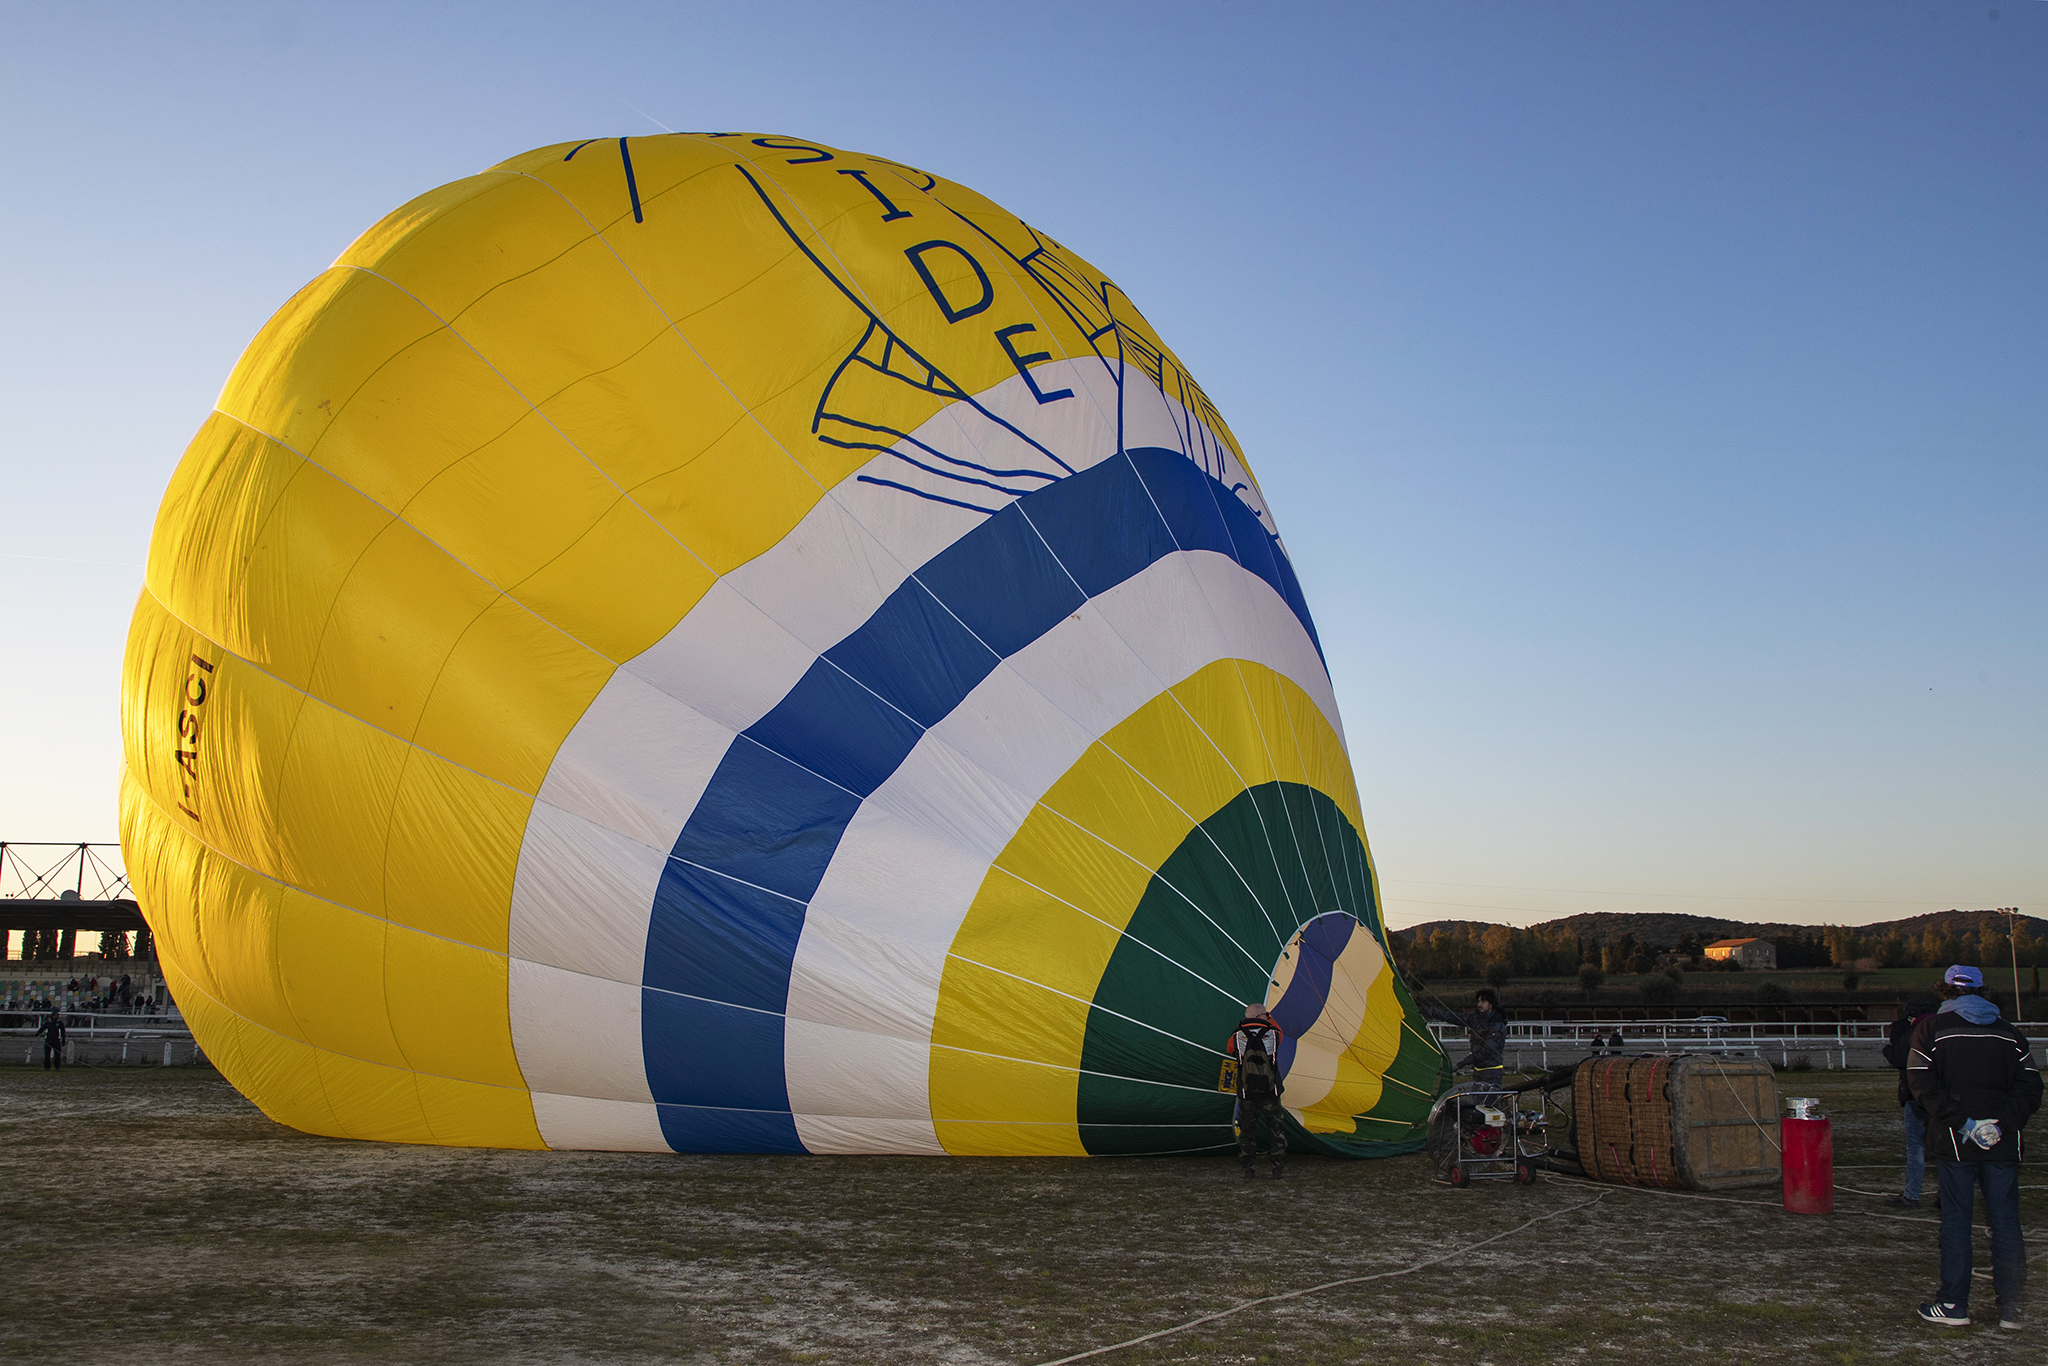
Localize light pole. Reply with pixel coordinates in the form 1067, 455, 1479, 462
2009, 907, 2025, 1024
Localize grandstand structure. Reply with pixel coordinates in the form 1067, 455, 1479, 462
2, 842, 188, 1056
1, 841, 152, 964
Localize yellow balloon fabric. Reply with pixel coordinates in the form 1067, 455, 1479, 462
120, 133, 1447, 1154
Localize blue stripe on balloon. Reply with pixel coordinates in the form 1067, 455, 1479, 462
821, 572, 1003, 730
655, 1103, 807, 1155
907, 501, 1085, 662
643, 991, 793, 1110
1269, 912, 1357, 1080
642, 448, 1323, 1152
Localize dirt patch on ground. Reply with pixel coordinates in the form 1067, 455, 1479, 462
0, 1063, 2035, 1364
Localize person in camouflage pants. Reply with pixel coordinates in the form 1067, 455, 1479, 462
1228, 1005, 1287, 1179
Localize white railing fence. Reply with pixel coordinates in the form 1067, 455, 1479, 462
1426, 1017, 2048, 1071
5, 1013, 200, 1066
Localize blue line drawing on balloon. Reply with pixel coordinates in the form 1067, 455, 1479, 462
733, 164, 1076, 515
932, 203, 1274, 538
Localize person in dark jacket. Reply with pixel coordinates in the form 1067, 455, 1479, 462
1907, 964, 2042, 1331
1423, 989, 1508, 1086
1225, 1005, 1287, 1180
36, 1008, 67, 1071
1881, 996, 1940, 1207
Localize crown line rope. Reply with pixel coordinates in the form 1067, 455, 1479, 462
1029, 1192, 1608, 1366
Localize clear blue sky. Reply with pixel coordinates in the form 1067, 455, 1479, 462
2, 1, 2040, 930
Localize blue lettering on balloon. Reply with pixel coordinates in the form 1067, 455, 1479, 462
872, 160, 937, 192
836, 168, 912, 221
752, 138, 834, 164
618, 137, 643, 223
993, 324, 1075, 404
904, 241, 992, 323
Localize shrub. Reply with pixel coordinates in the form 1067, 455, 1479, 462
1484, 961, 1512, 990
1841, 971, 1861, 991
1755, 981, 1789, 1004
1665, 966, 1685, 986
1786, 1054, 1813, 1072
1577, 963, 1605, 994
1638, 974, 1678, 1006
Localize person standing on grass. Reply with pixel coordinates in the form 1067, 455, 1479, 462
1225, 1005, 1287, 1181
36, 1007, 67, 1071
1908, 964, 2042, 1331
1422, 988, 1508, 1088
1881, 996, 1939, 1208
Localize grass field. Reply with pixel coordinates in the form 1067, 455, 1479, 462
1, 1062, 2039, 1364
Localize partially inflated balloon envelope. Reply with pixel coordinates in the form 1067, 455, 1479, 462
120, 133, 1449, 1156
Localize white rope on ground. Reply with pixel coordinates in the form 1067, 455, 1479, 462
1539, 1175, 2046, 1288
1539, 1172, 2014, 1230
1836, 1183, 1904, 1198
1029, 1192, 1609, 1366
1833, 1179, 2048, 1194
1832, 1165, 2048, 1191
1841, 1180, 2048, 1203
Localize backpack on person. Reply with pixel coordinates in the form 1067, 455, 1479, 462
1236, 1024, 1281, 1096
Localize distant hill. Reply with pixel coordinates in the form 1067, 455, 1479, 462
1537, 912, 1801, 946
1869, 908, 2047, 940
1396, 919, 1510, 939
1390, 908, 2045, 947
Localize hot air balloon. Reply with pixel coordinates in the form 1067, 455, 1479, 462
120, 133, 1448, 1155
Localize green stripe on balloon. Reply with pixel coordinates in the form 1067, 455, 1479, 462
1073, 783, 1438, 1157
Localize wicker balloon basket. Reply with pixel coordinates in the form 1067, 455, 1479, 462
1571, 1055, 1781, 1191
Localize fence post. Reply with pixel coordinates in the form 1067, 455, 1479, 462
163, 1040, 173, 1067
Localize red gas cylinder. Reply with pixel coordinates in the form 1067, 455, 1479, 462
1781, 1097, 1834, 1214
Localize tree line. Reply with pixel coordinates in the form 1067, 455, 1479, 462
1395, 920, 2048, 982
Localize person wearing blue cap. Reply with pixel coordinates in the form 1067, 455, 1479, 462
1907, 964, 2042, 1331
